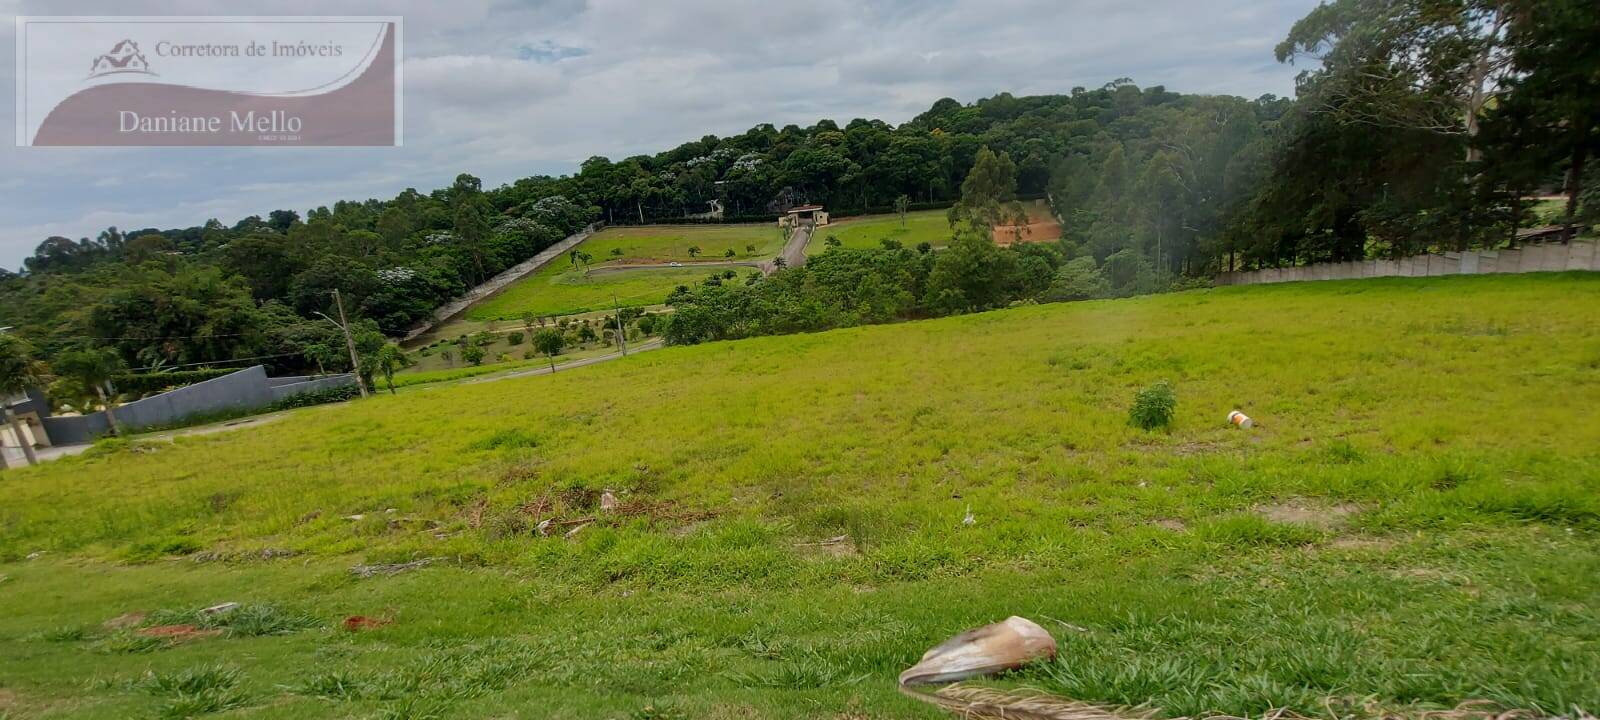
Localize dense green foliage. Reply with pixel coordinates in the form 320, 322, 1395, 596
0, 180, 594, 379
1226, 0, 1600, 267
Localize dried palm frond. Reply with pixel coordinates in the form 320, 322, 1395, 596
897, 617, 1574, 720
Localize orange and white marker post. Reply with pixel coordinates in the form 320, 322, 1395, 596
1228, 410, 1253, 429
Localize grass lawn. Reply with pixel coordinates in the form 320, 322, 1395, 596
579, 224, 784, 264
807, 209, 953, 255
1532, 198, 1568, 225
465, 264, 736, 321
3, 273, 1598, 719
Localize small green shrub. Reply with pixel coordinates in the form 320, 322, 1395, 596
139, 665, 249, 719
138, 664, 242, 696
507, 331, 525, 346
269, 384, 360, 411
92, 632, 166, 654
36, 625, 92, 642
144, 604, 320, 637
1128, 381, 1177, 431
294, 670, 368, 700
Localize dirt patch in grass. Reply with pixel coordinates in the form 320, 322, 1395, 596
1328, 536, 1397, 551
1256, 499, 1361, 529
341, 615, 391, 632
1152, 518, 1188, 532
993, 219, 1063, 246
795, 535, 858, 559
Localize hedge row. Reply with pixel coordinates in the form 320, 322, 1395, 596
269, 383, 361, 410
112, 368, 238, 397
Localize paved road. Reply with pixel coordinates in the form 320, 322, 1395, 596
781, 225, 813, 268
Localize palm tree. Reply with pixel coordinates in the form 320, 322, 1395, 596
0, 334, 49, 467
53, 347, 126, 436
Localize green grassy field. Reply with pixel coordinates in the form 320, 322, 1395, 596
578, 224, 784, 263
3, 273, 1598, 719
393, 343, 624, 388
465, 264, 731, 321
807, 209, 953, 254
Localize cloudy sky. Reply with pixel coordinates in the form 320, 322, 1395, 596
0, 0, 1319, 269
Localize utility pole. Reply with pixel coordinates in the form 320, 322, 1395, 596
612, 295, 628, 356
326, 290, 369, 398
4, 407, 37, 466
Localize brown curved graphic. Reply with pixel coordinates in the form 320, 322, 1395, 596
33, 23, 396, 146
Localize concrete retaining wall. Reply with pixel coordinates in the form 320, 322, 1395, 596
402, 223, 602, 342
1217, 240, 1599, 286
40, 367, 355, 444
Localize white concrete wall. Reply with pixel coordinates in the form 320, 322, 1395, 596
1217, 240, 1599, 286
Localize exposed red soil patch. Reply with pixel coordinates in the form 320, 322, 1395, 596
342, 615, 392, 631
993, 202, 1062, 246
994, 220, 1063, 246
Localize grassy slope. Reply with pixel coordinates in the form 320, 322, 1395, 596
808, 209, 954, 254
3, 274, 1599, 719
578, 224, 784, 263
466, 264, 728, 320
464, 224, 777, 321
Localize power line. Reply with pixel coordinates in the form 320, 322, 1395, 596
126, 351, 303, 373
45, 331, 259, 341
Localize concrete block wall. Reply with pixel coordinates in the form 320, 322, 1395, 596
270, 374, 356, 402
39, 366, 355, 446
40, 413, 111, 446
1217, 240, 1599, 286
111, 365, 275, 429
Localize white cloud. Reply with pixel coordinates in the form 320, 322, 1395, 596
0, 0, 1322, 267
